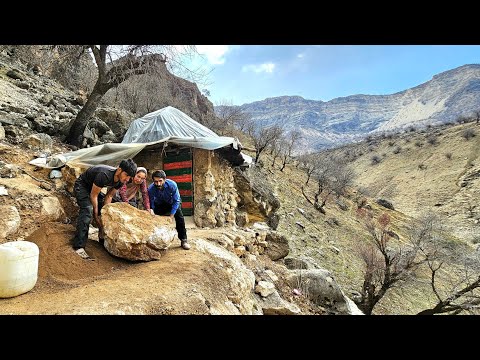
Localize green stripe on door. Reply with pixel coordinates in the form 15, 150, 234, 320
165, 168, 192, 176
176, 182, 192, 190
164, 152, 192, 163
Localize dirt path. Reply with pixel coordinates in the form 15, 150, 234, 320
0, 222, 236, 315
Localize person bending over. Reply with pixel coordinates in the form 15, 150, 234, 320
73, 158, 137, 260
147, 170, 190, 250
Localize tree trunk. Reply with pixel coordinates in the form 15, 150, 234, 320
358, 302, 374, 315
417, 309, 435, 315
65, 83, 108, 147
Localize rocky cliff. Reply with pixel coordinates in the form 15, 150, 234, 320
224, 64, 480, 153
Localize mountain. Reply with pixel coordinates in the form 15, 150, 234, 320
222, 64, 480, 153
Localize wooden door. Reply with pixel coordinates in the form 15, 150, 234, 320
163, 148, 193, 216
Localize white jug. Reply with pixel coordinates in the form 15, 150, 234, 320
0, 241, 39, 298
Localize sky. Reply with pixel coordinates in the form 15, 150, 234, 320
188, 45, 480, 106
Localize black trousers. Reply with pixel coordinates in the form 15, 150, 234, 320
153, 202, 187, 241
73, 179, 96, 249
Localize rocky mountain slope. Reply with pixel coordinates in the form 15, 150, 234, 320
223, 64, 480, 153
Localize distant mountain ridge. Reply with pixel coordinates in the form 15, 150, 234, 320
219, 64, 480, 153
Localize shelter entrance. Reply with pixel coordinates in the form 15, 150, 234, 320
163, 147, 193, 216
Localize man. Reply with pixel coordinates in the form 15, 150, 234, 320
148, 170, 190, 250
73, 158, 137, 260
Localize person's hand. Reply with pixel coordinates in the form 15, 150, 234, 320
98, 226, 105, 239
169, 214, 174, 223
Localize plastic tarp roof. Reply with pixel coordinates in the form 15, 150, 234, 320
122, 106, 222, 143
29, 106, 244, 169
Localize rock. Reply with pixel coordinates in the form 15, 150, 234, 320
236, 211, 249, 227
284, 256, 316, 270
41, 196, 65, 220
0, 163, 22, 178
6, 69, 26, 81
264, 231, 290, 261
255, 280, 276, 297
376, 198, 395, 210
102, 202, 177, 261
286, 268, 350, 314
255, 291, 301, 315
24, 133, 53, 150
194, 238, 256, 314
0, 205, 20, 238
264, 269, 278, 282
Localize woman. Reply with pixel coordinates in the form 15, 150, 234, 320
113, 166, 154, 215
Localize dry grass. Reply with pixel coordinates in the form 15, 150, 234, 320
246, 121, 480, 314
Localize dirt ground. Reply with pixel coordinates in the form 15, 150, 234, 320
0, 221, 234, 314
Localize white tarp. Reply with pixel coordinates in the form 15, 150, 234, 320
122, 106, 228, 144
29, 106, 245, 169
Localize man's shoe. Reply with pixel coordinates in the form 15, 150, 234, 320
74, 248, 95, 261
180, 240, 191, 250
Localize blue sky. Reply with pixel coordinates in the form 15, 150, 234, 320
191, 45, 480, 106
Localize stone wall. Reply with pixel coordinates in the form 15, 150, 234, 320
193, 148, 238, 228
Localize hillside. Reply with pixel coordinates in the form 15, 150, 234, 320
222, 64, 480, 153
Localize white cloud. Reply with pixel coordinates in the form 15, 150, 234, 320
242, 62, 276, 74
297, 53, 305, 58
196, 45, 230, 65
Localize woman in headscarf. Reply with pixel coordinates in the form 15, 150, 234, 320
113, 166, 154, 215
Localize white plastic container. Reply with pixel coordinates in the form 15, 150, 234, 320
0, 241, 39, 298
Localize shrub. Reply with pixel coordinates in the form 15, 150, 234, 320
427, 136, 438, 145
445, 152, 452, 160
462, 128, 476, 140
371, 155, 381, 165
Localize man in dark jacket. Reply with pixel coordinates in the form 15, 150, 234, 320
73, 158, 137, 259
147, 170, 190, 250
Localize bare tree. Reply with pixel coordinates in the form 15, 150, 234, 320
215, 100, 250, 134
300, 156, 342, 214
269, 136, 284, 168
280, 130, 302, 172
356, 210, 423, 315
330, 161, 355, 197
246, 121, 284, 163
64, 45, 207, 148
297, 153, 318, 185
413, 213, 480, 315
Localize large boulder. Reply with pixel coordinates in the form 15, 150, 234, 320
101, 202, 177, 261
194, 238, 256, 314
286, 268, 350, 314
